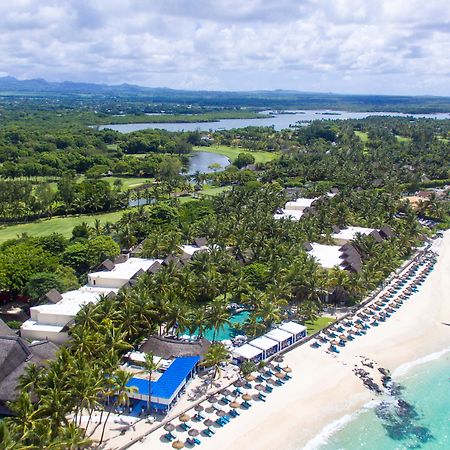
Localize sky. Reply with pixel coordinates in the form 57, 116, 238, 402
0, 0, 449, 95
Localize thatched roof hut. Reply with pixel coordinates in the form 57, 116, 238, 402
0, 336, 58, 413
140, 335, 211, 360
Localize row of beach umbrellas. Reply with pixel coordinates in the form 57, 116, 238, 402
162, 358, 291, 447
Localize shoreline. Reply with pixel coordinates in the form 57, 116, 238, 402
123, 230, 450, 450
303, 346, 450, 450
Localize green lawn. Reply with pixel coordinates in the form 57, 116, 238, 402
395, 135, 412, 143
193, 145, 279, 163
355, 131, 369, 143
99, 176, 154, 189
305, 316, 335, 335
0, 210, 128, 243
199, 185, 232, 197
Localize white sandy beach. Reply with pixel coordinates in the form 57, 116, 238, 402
115, 231, 450, 450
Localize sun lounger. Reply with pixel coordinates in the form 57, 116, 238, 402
230, 409, 240, 417
258, 393, 267, 402
285, 373, 292, 380
265, 384, 273, 392
242, 401, 252, 408
220, 396, 230, 404
165, 432, 176, 441
180, 423, 191, 431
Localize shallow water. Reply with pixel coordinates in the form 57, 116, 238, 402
99, 110, 450, 133
312, 350, 450, 450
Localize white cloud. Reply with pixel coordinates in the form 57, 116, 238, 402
0, 0, 449, 94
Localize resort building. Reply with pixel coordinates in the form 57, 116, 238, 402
0, 335, 57, 416
232, 321, 307, 364
248, 336, 279, 359
330, 226, 376, 245
265, 328, 294, 350
305, 242, 363, 272
232, 343, 264, 363
125, 356, 200, 413
278, 321, 307, 341
179, 237, 209, 259
20, 256, 160, 344
274, 197, 319, 221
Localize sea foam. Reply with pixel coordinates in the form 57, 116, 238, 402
393, 347, 450, 378
301, 400, 379, 450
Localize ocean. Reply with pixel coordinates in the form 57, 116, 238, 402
306, 349, 450, 450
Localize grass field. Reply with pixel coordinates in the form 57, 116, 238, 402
305, 316, 335, 335
354, 131, 369, 143
395, 135, 412, 143
0, 210, 128, 243
99, 176, 154, 189
193, 145, 279, 163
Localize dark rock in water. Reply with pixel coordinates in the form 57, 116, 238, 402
379, 367, 390, 376
397, 399, 412, 411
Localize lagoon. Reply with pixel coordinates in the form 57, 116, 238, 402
99, 110, 450, 133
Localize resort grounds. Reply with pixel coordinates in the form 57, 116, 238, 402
98, 230, 450, 450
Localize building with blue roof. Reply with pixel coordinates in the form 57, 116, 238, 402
126, 356, 200, 412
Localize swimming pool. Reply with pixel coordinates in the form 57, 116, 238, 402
200, 310, 250, 341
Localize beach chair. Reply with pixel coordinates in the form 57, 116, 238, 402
233, 387, 242, 396
220, 396, 231, 404
194, 438, 201, 445
180, 422, 191, 431
229, 409, 239, 418
215, 419, 225, 427
244, 382, 253, 389
258, 393, 267, 402
285, 373, 292, 380
242, 401, 252, 408
265, 384, 273, 392
165, 432, 176, 441
203, 428, 212, 437
275, 379, 284, 386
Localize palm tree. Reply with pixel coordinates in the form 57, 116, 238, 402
206, 297, 230, 342
140, 352, 162, 413
99, 369, 137, 444
202, 343, 230, 387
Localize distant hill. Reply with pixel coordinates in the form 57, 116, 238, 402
1, 76, 449, 113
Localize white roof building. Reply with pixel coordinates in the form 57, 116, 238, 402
307, 243, 344, 269
88, 258, 161, 288
249, 336, 279, 352
284, 197, 318, 211
274, 209, 305, 221
179, 244, 208, 258
278, 321, 307, 336
21, 257, 157, 344
331, 226, 375, 245
232, 344, 264, 362
265, 328, 294, 343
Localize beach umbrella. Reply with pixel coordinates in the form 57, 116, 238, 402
179, 414, 191, 423
258, 367, 266, 374
233, 379, 244, 387
275, 372, 285, 379
245, 374, 256, 382
229, 401, 240, 408
216, 410, 227, 417
164, 423, 176, 432
274, 355, 284, 363
254, 384, 265, 391
222, 388, 232, 397
207, 396, 218, 404
194, 404, 204, 412
188, 429, 200, 437
205, 406, 215, 414
203, 419, 214, 427
330, 340, 338, 346
242, 393, 252, 401
339, 335, 348, 341
172, 440, 184, 449
283, 366, 292, 373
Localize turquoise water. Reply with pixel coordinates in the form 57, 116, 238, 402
200, 310, 249, 341
318, 352, 450, 450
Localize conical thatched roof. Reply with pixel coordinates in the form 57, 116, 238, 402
0, 318, 15, 336
140, 335, 210, 360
